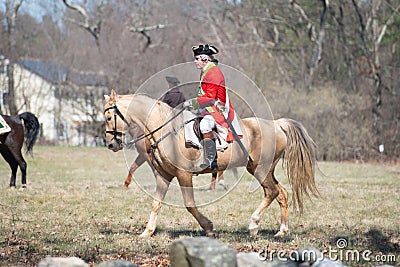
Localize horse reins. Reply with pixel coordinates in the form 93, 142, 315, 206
105, 103, 185, 148
125, 107, 185, 147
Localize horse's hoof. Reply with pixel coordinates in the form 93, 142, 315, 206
139, 233, 149, 239
274, 224, 289, 237
274, 230, 288, 237
218, 181, 228, 191
139, 229, 153, 238
9, 186, 16, 190
122, 184, 129, 189
249, 225, 259, 236
206, 229, 216, 238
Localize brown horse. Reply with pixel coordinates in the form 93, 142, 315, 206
0, 112, 40, 188
104, 90, 318, 237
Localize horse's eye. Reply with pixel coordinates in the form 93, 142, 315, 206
107, 117, 112, 121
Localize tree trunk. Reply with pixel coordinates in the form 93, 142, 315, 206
5, 0, 23, 115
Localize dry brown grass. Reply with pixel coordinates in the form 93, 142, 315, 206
0, 146, 399, 266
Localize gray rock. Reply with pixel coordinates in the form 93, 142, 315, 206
266, 259, 298, 267
296, 247, 323, 265
170, 237, 237, 267
312, 258, 347, 267
237, 252, 269, 267
37, 257, 89, 267
97, 260, 139, 267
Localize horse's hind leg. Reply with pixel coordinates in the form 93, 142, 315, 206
19, 159, 27, 189
1, 150, 19, 188
217, 170, 228, 190
248, 164, 282, 236
248, 184, 277, 235
208, 171, 217, 190
274, 183, 289, 237
209, 171, 228, 191
140, 173, 171, 238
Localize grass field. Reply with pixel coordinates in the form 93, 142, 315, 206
0, 146, 399, 266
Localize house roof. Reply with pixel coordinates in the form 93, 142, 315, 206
16, 59, 107, 87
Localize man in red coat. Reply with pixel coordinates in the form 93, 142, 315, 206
184, 44, 242, 170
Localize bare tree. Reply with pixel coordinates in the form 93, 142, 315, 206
307, 0, 328, 89
4, 0, 23, 115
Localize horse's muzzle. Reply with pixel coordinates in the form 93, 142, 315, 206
107, 138, 123, 152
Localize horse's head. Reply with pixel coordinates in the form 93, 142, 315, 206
104, 89, 131, 152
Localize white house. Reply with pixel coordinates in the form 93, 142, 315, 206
0, 57, 108, 146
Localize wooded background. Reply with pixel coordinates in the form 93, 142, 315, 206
1, 0, 399, 161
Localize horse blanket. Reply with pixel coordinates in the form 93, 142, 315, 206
0, 115, 11, 135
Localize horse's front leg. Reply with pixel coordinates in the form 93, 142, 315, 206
140, 173, 171, 238
9, 169, 17, 188
2, 151, 18, 188
123, 150, 148, 188
178, 172, 215, 237
123, 162, 139, 188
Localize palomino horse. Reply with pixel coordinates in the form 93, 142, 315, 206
122, 124, 227, 191
104, 90, 318, 237
0, 112, 40, 188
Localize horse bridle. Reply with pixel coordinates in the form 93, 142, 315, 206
105, 101, 186, 148
104, 104, 131, 145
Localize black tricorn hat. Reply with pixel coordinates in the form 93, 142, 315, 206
165, 76, 180, 85
192, 44, 219, 56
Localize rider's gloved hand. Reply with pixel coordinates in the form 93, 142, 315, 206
215, 100, 225, 113
183, 99, 200, 110
183, 100, 193, 109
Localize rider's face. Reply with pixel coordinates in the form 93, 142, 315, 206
194, 55, 209, 69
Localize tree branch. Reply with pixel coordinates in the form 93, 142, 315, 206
129, 24, 167, 48
376, 4, 400, 45
62, 0, 103, 46
289, 0, 316, 41
308, 0, 329, 87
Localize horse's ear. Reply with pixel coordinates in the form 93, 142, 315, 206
110, 89, 117, 101
104, 95, 110, 102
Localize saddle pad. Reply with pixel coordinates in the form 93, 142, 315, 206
0, 115, 11, 135
183, 110, 228, 151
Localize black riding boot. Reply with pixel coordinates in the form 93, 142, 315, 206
200, 138, 218, 170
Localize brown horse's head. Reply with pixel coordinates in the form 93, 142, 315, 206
104, 89, 129, 152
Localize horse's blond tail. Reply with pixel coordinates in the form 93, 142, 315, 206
276, 118, 319, 214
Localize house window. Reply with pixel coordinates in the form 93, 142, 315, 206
57, 121, 68, 140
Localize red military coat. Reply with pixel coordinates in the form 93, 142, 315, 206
196, 62, 240, 142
